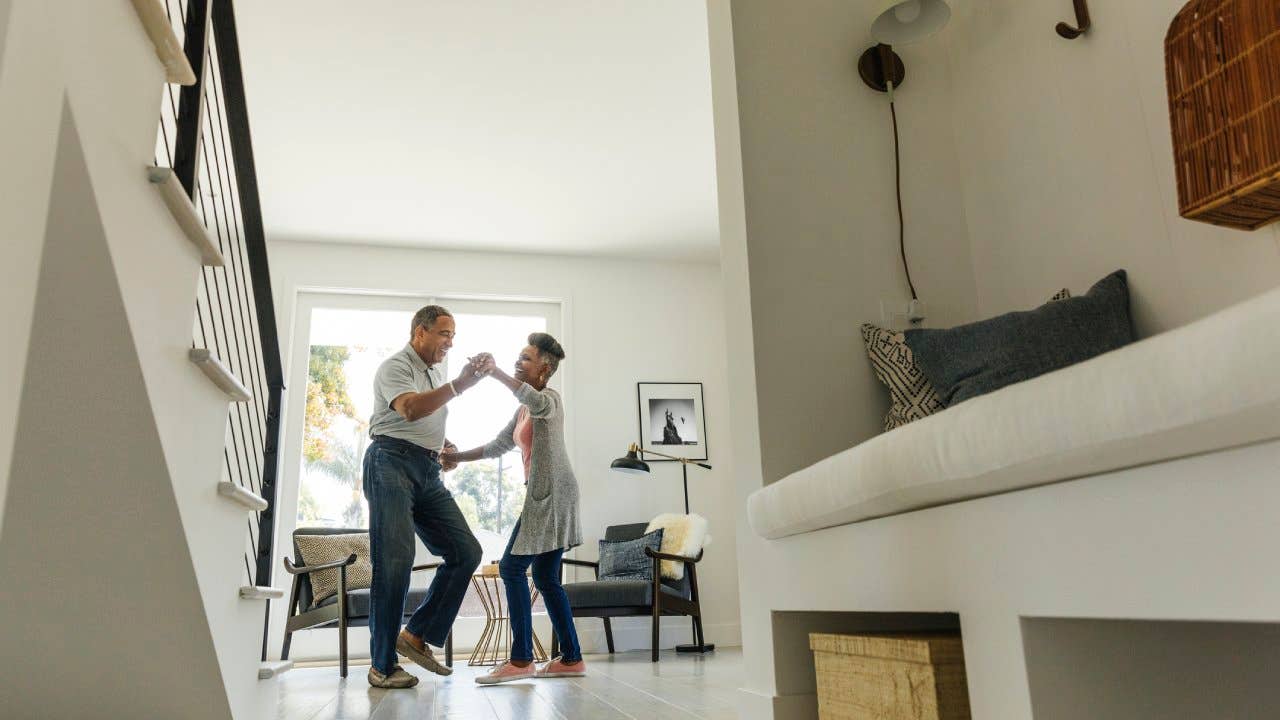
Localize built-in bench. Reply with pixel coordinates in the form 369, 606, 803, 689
749, 285, 1280, 540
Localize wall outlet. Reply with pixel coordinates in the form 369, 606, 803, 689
880, 299, 928, 329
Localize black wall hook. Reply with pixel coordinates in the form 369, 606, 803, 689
1056, 0, 1091, 39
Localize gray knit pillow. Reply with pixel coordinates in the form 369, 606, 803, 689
862, 288, 1072, 431
905, 271, 1132, 407
598, 530, 664, 582
294, 533, 372, 606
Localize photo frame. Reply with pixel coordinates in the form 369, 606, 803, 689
636, 382, 708, 461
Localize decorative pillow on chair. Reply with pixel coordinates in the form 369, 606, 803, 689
905, 270, 1133, 406
598, 529, 664, 582
294, 533, 373, 606
645, 513, 710, 580
861, 288, 1072, 430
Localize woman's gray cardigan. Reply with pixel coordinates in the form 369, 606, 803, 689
481, 383, 581, 555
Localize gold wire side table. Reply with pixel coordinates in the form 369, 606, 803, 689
468, 564, 548, 666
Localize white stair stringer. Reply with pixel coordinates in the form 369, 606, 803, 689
0, 3, 283, 718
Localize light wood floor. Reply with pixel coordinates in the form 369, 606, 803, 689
276, 649, 742, 720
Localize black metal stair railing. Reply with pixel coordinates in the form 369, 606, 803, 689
153, 0, 284, 660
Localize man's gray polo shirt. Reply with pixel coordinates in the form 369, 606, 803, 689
368, 343, 447, 451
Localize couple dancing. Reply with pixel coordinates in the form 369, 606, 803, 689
362, 304, 583, 688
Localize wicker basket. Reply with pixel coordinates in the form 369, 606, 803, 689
1165, 0, 1280, 230
810, 633, 971, 720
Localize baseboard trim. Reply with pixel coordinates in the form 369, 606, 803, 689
737, 688, 818, 720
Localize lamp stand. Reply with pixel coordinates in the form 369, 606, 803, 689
673, 459, 714, 655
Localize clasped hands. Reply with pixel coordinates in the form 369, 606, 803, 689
464, 352, 498, 378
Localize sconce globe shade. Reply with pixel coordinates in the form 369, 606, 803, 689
869, 0, 951, 45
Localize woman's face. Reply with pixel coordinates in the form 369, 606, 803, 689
512, 344, 549, 386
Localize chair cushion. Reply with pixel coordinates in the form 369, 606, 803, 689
597, 529, 663, 582
316, 587, 429, 618
564, 579, 686, 608
905, 270, 1132, 406
862, 288, 1072, 430
295, 532, 372, 605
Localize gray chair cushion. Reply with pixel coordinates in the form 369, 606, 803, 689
316, 587, 429, 619
597, 529, 663, 582
564, 579, 687, 609
905, 270, 1133, 406
598, 523, 691, 597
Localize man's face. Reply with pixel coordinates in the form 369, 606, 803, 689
412, 316, 456, 366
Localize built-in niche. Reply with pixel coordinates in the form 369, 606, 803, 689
1022, 617, 1280, 719
772, 610, 964, 718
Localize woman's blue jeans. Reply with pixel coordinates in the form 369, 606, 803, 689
498, 521, 582, 663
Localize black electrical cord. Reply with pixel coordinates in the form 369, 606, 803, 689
889, 98, 918, 302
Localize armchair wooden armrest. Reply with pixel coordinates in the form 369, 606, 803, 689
412, 561, 444, 572
563, 557, 599, 580
644, 547, 704, 564
283, 553, 357, 575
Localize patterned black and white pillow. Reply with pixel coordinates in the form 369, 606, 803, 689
295, 533, 373, 606
862, 288, 1072, 431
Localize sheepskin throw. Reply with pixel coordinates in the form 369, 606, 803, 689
644, 513, 710, 580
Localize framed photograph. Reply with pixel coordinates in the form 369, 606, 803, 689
636, 382, 708, 462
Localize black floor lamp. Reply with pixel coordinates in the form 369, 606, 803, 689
610, 443, 714, 653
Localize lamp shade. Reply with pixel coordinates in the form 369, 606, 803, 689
869, 0, 951, 45
610, 449, 650, 475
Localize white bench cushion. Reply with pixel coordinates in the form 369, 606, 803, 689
748, 286, 1280, 540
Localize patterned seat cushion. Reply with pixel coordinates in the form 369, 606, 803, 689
862, 288, 1071, 431
294, 532, 372, 606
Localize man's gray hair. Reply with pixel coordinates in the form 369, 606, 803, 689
410, 305, 453, 339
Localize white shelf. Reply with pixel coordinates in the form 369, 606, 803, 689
217, 481, 268, 512
258, 661, 293, 680
189, 349, 251, 402
129, 0, 197, 85
147, 166, 224, 267
239, 586, 284, 601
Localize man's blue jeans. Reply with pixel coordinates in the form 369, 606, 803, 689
363, 436, 482, 674
498, 521, 582, 663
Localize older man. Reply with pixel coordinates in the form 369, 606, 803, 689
362, 305, 485, 688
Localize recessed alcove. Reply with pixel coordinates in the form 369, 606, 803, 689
771, 610, 963, 713
1022, 617, 1280, 719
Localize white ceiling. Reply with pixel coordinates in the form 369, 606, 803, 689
236, 1, 721, 262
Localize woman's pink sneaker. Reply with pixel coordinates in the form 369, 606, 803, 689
535, 656, 586, 678
475, 661, 537, 685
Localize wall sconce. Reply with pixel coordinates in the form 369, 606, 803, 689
857, 0, 951, 97
856, 0, 951, 314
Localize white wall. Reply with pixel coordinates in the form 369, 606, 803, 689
264, 239, 741, 659
728, 0, 981, 485
0, 0, 59, 538
948, 0, 1280, 336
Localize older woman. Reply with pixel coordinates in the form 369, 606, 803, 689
442, 333, 584, 683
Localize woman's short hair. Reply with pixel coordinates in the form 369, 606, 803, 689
528, 332, 565, 376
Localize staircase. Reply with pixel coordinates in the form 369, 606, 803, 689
0, 1, 286, 718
